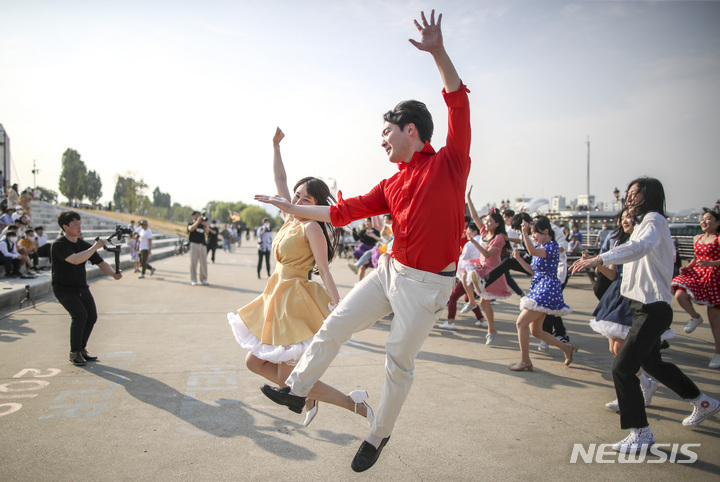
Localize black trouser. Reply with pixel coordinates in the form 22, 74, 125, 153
500, 254, 524, 296
54, 287, 98, 352
1, 255, 20, 275
482, 256, 532, 288
257, 249, 270, 276
614, 300, 700, 429
140, 250, 153, 275
207, 243, 217, 262
38, 244, 51, 260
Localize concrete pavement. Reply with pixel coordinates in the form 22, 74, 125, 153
1, 245, 719, 481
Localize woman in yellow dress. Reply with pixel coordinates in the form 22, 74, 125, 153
228, 127, 373, 427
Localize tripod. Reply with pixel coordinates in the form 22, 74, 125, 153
19, 284, 35, 309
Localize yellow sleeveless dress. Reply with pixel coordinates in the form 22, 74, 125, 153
228, 218, 332, 365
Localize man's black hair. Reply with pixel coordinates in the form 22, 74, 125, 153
57, 211, 81, 230
383, 100, 434, 143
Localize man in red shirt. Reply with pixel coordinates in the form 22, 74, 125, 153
258, 10, 470, 472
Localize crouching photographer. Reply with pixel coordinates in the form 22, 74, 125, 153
51, 211, 122, 366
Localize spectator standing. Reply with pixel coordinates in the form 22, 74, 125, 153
7, 184, 19, 208
188, 211, 209, 286
137, 219, 155, 279
207, 220, 219, 263
256, 218, 273, 279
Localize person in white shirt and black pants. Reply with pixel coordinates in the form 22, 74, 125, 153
572, 177, 719, 454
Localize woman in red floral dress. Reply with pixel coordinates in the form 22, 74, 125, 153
672, 207, 720, 368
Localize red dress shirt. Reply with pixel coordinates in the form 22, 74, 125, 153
330, 85, 471, 273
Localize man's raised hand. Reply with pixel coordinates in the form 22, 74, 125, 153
409, 9, 444, 53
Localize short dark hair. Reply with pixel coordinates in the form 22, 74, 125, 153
532, 216, 556, 241
503, 209, 515, 218
467, 222, 479, 234
511, 212, 533, 231
57, 211, 81, 230
383, 100, 434, 143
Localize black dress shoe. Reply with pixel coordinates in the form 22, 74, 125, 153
261, 385, 305, 414
351, 436, 390, 472
80, 350, 98, 361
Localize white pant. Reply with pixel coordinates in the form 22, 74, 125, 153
189, 242, 207, 283
288, 254, 454, 438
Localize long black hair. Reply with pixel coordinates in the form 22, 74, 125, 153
293, 176, 341, 263
626, 177, 666, 218
610, 208, 632, 246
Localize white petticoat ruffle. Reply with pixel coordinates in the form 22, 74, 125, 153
227, 312, 312, 366
589, 319, 630, 340
519, 296, 572, 316
589, 319, 676, 342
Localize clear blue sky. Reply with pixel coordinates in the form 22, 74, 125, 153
2, 0, 718, 213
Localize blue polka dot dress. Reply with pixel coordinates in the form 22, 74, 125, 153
519, 240, 572, 316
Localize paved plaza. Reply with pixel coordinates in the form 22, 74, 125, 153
1, 245, 719, 480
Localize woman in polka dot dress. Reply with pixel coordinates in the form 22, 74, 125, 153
508, 216, 576, 371
672, 207, 720, 368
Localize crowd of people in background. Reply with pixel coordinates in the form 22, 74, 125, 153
0, 182, 50, 278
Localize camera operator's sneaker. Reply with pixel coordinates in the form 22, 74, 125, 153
682, 394, 720, 427
612, 426, 654, 453
69, 351, 86, 366
684, 316, 703, 334
139, 274, 145, 279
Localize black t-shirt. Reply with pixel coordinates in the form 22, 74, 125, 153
188, 221, 206, 244
51, 236, 104, 289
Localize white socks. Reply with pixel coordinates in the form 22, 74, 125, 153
365, 434, 384, 449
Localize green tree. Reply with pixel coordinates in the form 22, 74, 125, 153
113, 173, 148, 213
85, 170, 103, 206
239, 205, 271, 229
58, 148, 87, 203
208, 201, 248, 223
152, 187, 171, 208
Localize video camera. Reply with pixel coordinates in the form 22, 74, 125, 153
96, 225, 135, 273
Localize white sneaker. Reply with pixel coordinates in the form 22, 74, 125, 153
709, 353, 720, 369
538, 341, 549, 352
605, 399, 620, 411
485, 332, 496, 345
684, 316, 703, 334
191, 281, 198, 286
460, 302, 476, 314
438, 321, 456, 329
642, 379, 658, 407
682, 394, 720, 427
475, 319, 488, 328
201, 280, 210, 286
612, 427, 654, 453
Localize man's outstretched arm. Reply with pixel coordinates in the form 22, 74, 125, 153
409, 10, 461, 93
